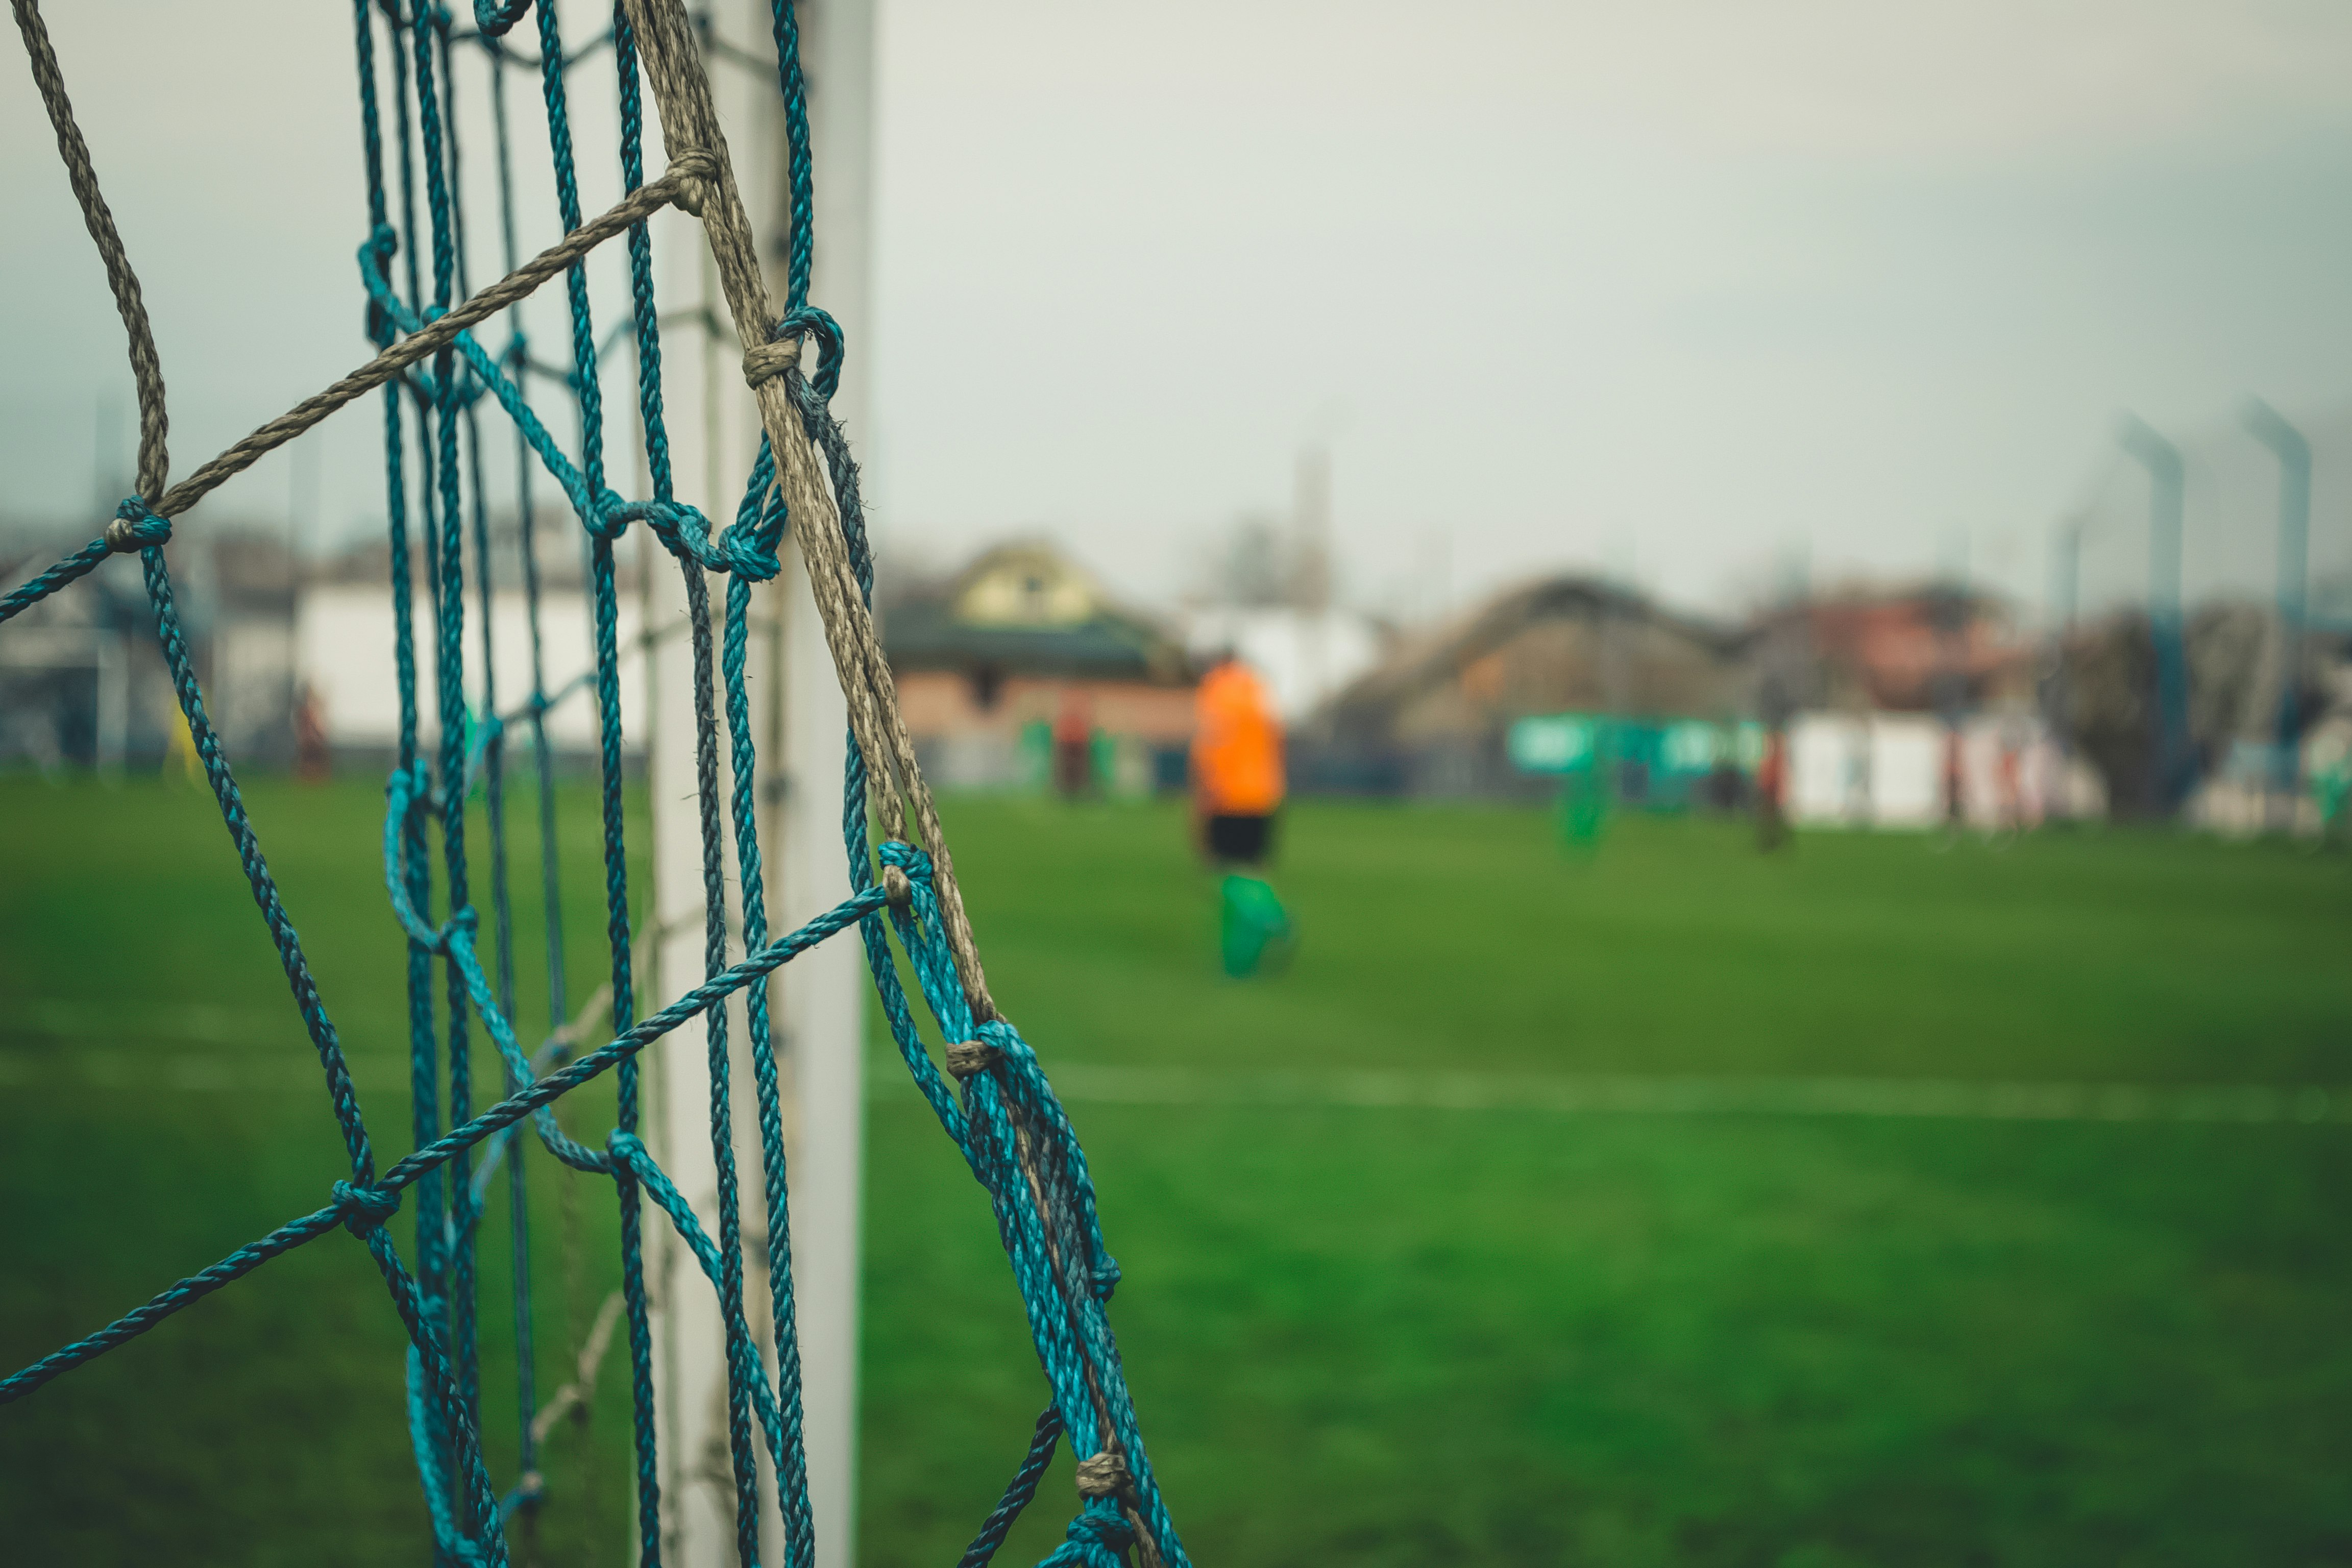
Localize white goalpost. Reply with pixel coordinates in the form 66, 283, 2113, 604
639, 3, 874, 1563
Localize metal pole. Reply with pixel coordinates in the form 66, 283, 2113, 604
2241, 397, 2310, 823
1293, 443, 1331, 713
2043, 516, 2082, 818
2050, 518, 2081, 635
2117, 414, 2191, 815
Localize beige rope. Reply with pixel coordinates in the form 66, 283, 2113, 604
529, 1288, 626, 1446
943, 1040, 1002, 1080
14, 0, 709, 529
616, 0, 999, 1022
11, 0, 167, 503
157, 156, 713, 521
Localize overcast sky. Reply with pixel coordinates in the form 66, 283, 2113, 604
8, 0, 2352, 621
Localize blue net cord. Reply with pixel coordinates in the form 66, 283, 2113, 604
4, 1, 1195, 1563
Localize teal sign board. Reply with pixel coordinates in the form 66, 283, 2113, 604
1507, 714, 1763, 810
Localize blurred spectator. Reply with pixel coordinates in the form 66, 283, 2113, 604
293, 683, 331, 783
1052, 685, 1095, 799
1756, 727, 1789, 852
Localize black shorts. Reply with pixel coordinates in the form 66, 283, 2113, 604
1206, 812, 1275, 866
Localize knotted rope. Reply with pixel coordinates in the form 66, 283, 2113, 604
1, 3, 1191, 1564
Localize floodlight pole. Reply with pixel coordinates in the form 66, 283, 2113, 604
2049, 518, 2081, 635
2043, 515, 2083, 818
2240, 397, 2310, 823
2116, 414, 2192, 815
645, 4, 873, 1565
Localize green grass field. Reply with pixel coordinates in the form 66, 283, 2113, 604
4, 775, 2350, 1564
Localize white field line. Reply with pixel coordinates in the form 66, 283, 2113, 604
935, 1063, 2352, 1127
8, 1007, 2350, 1126
0, 1044, 403, 1093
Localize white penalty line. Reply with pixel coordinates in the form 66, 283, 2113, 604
893, 1062, 2352, 1128
6, 1038, 2350, 1128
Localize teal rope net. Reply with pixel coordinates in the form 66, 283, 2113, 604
1, 3, 1188, 1565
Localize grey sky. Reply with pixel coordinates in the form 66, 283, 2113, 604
8, 1, 2352, 621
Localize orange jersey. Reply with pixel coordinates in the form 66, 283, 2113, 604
1192, 660, 1285, 814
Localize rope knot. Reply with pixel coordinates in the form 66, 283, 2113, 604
1073, 1452, 1131, 1499
879, 864, 915, 909
106, 499, 170, 553
742, 306, 846, 401
583, 488, 634, 543
435, 904, 480, 953
741, 336, 800, 389
974, 1018, 1035, 1068
647, 500, 717, 566
606, 1129, 647, 1166
877, 840, 932, 879
332, 1181, 401, 1237
714, 518, 783, 582
387, 760, 435, 814
593, 498, 724, 571
358, 225, 402, 349
472, 0, 532, 38
665, 149, 718, 217
944, 1040, 1001, 1080
1042, 1504, 1135, 1567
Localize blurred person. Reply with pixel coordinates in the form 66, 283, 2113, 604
1755, 726, 1789, 852
165, 707, 203, 786
1942, 726, 1967, 837
1993, 720, 2026, 840
2315, 749, 2350, 848
1842, 719, 1873, 826
1560, 721, 1610, 852
293, 682, 331, 783
1191, 649, 1293, 976
1052, 685, 1095, 800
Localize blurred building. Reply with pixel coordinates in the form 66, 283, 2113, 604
293, 527, 641, 771
1304, 574, 1750, 797
1749, 583, 2029, 717
883, 541, 1195, 793
1750, 584, 2073, 829
0, 524, 299, 773
0, 512, 666, 779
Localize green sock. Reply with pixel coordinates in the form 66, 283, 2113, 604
1220, 873, 1293, 977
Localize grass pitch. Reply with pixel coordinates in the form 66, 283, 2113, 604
4, 776, 2350, 1564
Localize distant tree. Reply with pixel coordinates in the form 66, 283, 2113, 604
1201, 512, 1291, 608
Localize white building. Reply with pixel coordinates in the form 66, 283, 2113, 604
1787, 711, 2102, 829
297, 579, 643, 757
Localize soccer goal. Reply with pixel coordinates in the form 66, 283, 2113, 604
2, 3, 1184, 1564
